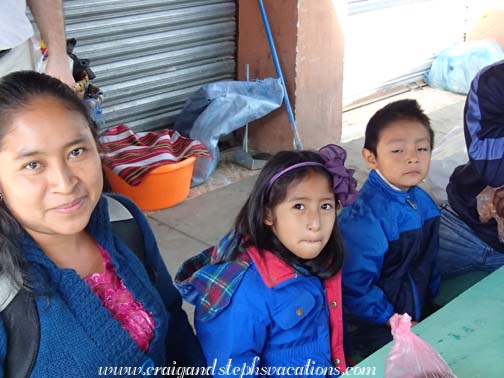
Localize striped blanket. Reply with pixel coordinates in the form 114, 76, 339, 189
99, 124, 210, 186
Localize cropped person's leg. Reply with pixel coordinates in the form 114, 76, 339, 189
438, 204, 502, 278
483, 243, 504, 270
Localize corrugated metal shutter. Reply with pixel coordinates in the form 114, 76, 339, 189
343, 0, 467, 109
59, 0, 236, 131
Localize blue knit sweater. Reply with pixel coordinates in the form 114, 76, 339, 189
0, 194, 205, 377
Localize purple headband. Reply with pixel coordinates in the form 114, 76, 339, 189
266, 144, 358, 207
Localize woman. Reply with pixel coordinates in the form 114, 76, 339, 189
0, 71, 205, 376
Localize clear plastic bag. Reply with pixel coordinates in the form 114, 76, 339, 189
425, 39, 504, 94
476, 186, 504, 243
173, 78, 284, 186
385, 313, 457, 378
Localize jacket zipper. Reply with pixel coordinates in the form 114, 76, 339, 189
406, 195, 417, 209
406, 194, 421, 320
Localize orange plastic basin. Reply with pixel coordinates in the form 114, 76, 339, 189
104, 156, 196, 211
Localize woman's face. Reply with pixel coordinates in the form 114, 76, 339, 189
0, 96, 103, 241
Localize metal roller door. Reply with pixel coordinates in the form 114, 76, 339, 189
59, 0, 237, 131
343, 0, 466, 109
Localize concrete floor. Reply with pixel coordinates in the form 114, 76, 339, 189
147, 86, 466, 280
148, 175, 256, 277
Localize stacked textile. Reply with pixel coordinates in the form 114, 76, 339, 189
99, 124, 210, 185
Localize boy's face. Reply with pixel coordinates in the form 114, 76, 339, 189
362, 119, 432, 190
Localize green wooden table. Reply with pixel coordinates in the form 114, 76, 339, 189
354, 267, 504, 378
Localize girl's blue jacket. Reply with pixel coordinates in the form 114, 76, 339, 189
176, 241, 346, 377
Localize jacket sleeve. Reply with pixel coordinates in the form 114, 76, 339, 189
195, 276, 268, 378
111, 194, 207, 370
339, 207, 394, 325
0, 318, 5, 378
464, 62, 504, 187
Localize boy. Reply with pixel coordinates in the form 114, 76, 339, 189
339, 99, 440, 358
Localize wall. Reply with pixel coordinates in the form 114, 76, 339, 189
237, 0, 345, 153
466, 2, 504, 49
295, 0, 345, 149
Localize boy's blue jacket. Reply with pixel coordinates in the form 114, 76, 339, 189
339, 170, 440, 324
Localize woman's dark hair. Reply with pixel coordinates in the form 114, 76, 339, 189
0, 71, 97, 289
364, 99, 434, 155
230, 150, 344, 279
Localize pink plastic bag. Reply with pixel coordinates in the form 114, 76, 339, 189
384, 314, 457, 378
476, 186, 504, 243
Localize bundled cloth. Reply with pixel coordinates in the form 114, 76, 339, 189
99, 124, 210, 186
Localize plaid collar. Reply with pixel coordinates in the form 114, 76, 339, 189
175, 232, 298, 321
175, 232, 248, 321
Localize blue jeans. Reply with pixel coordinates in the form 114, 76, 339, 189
437, 203, 504, 278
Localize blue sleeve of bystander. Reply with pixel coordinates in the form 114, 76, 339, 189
464, 62, 504, 187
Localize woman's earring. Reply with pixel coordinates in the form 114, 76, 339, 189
0, 193, 3, 201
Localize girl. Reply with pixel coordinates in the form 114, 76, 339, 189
0, 71, 205, 376
176, 145, 358, 377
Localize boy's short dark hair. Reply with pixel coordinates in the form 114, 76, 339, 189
364, 99, 434, 155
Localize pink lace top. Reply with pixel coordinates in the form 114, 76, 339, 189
84, 244, 155, 352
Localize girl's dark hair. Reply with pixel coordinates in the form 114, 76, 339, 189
0, 71, 96, 288
230, 150, 344, 279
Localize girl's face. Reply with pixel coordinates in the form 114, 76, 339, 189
0, 96, 103, 241
265, 172, 336, 260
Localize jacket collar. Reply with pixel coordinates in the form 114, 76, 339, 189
175, 233, 300, 321
375, 169, 403, 191
247, 246, 297, 288
366, 169, 418, 205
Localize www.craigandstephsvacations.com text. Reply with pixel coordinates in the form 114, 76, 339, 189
97, 358, 377, 377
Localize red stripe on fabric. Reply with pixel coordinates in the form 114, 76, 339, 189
99, 125, 209, 185
324, 272, 347, 372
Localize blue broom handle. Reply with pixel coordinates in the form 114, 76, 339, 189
257, 0, 303, 150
